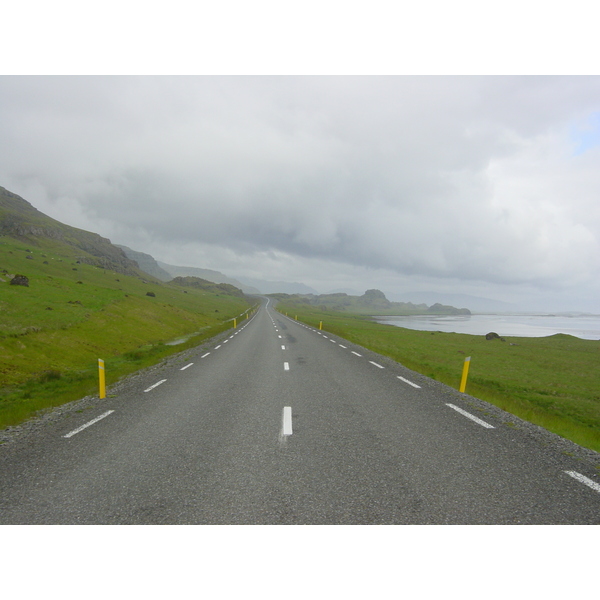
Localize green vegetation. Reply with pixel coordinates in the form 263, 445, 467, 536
275, 302, 600, 453
0, 235, 255, 428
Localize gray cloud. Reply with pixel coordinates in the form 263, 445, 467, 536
1, 76, 600, 310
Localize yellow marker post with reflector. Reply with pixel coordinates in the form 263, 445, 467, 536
459, 356, 471, 393
98, 359, 106, 399
319, 321, 322, 330
233, 318, 237, 328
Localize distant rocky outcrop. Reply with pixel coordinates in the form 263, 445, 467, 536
485, 332, 506, 341
157, 262, 260, 294
359, 289, 392, 308
116, 245, 173, 281
427, 303, 471, 316
270, 288, 471, 315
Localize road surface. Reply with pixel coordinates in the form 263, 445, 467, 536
1, 297, 599, 524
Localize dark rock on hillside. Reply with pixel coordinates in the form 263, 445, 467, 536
10, 274, 29, 287
486, 332, 505, 341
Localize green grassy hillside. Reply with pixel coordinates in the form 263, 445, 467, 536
276, 303, 600, 454
0, 228, 254, 429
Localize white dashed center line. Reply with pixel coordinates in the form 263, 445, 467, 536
369, 361, 384, 369
63, 410, 115, 438
397, 376, 421, 388
339, 345, 347, 349
565, 471, 600, 493
144, 379, 167, 392
284, 362, 290, 371
201, 352, 210, 358
180, 363, 194, 371
446, 404, 494, 429
351, 351, 362, 357
282, 406, 293, 436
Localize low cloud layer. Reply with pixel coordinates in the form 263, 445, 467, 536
2, 76, 600, 310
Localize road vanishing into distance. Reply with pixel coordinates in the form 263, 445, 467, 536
1, 297, 599, 524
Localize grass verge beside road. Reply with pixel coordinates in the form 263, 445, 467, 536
0, 236, 256, 429
276, 303, 600, 453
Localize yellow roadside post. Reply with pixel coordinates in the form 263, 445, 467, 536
98, 359, 106, 399
295, 315, 298, 320
459, 356, 471, 393
233, 318, 237, 328
319, 321, 322, 330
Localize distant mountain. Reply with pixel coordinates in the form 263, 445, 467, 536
234, 276, 319, 295
115, 245, 173, 281
391, 291, 514, 313
271, 288, 471, 316
0, 186, 144, 277
156, 262, 260, 295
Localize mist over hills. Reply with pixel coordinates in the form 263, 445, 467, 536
234, 276, 319, 296
271, 288, 471, 316
2, 185, 500, 313
115, 244, 260, 294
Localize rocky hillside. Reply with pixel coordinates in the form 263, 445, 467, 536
0, 186, 144, 277
115, 245, 173, 281
169, 276, 246, 298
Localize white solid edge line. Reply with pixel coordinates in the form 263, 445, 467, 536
369, 361, 384, 369
64, 410, 115, 438
398, 375, 421, 389
284, 362, 290, 371
144, 379, 167, 392
180, 363, 194, 370
446, 404, 495, 429
565, 471, 600, 493
282, 406, 293, 435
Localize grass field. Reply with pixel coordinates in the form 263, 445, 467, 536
0, 236, 256, 428
276, 303, 600, 454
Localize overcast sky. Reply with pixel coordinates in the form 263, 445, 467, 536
2, 74, 600, 311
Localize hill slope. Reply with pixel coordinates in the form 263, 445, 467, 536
0, 185, 254, 428
0, 186, 143, 276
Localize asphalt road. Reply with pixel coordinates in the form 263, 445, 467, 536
1, 297, 599, 524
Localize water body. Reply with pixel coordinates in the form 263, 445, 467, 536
373, 314, 600, 340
